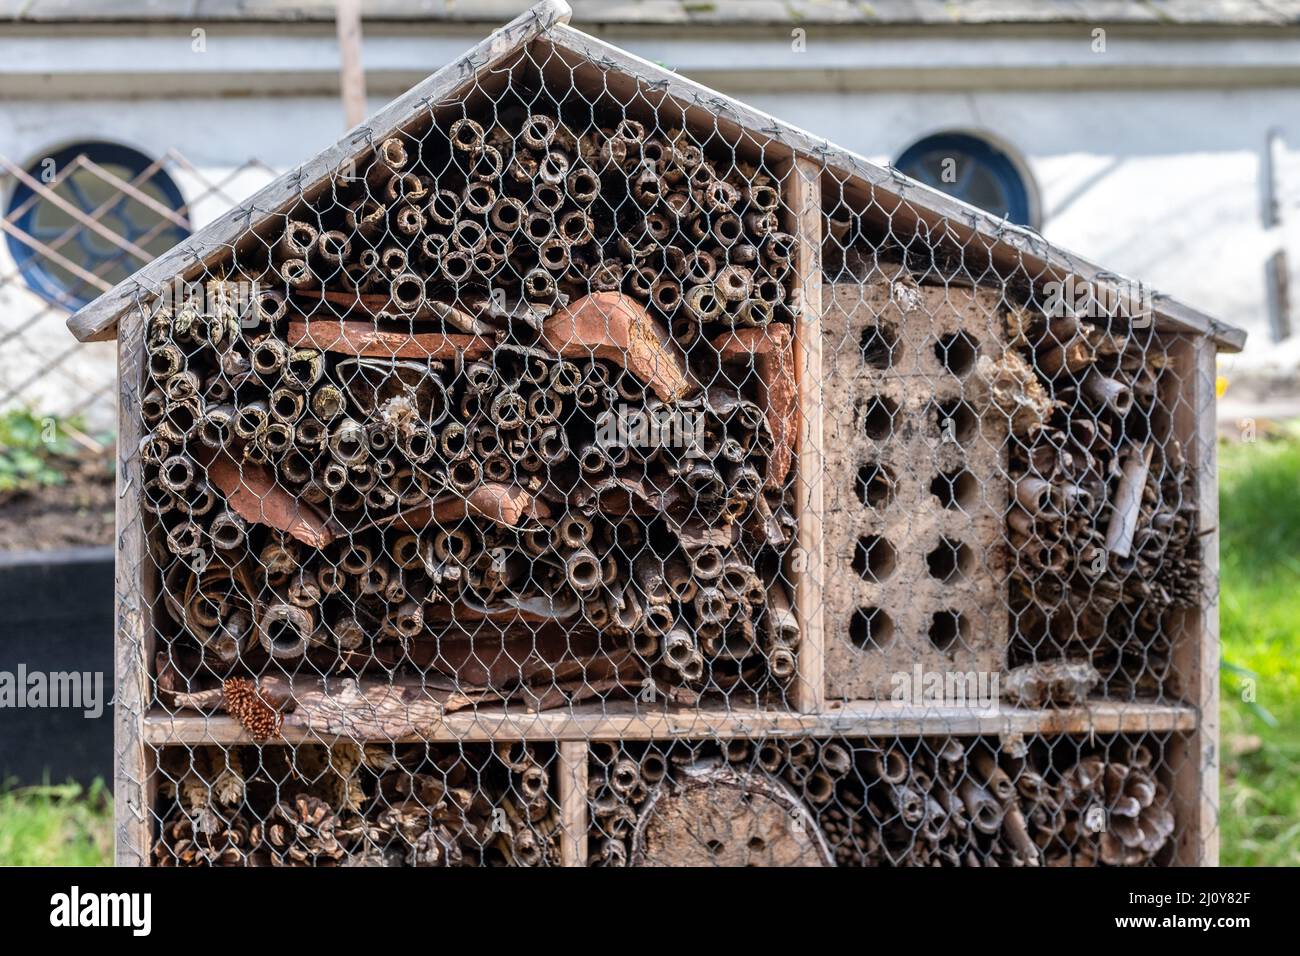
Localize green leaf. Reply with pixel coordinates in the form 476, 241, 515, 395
1246, 700, 1280, 729
1221, 660, 1258, 680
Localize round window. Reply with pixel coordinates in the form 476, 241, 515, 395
895, 133, 1034, 227
5, 142, 190, 309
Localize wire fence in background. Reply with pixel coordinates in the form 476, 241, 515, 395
0, 149, 277, 439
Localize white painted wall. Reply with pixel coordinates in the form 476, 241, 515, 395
746, 86, 1300, 375
2, 23, 1297, 426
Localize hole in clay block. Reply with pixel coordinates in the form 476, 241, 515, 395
927, 537, 974, 583
852, 535, 897, 582
930, 468, 977, 510
862, 396, 898, 441
934, 331, 978, 376
855, 462, 896, 508
930, 398, 977, 444
849, 606, 894, 650
928, 610, 969, 651
859, 321, 901, 369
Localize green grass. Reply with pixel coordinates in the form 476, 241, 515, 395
0, 781, 112, 866
1218, 427, 1300, 866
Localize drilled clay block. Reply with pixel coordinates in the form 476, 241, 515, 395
822, 278, 1009, 700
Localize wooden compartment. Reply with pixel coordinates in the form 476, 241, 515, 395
585, 731, 1188, 867
149, 741, 565, 867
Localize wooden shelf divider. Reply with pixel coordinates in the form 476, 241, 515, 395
144, 698, 1198, 747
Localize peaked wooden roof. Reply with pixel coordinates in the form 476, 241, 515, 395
65, 0, 1246, 351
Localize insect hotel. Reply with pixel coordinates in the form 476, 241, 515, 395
68, 1, 1243, 867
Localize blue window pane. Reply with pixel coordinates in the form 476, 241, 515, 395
896, 133, 1032, 227
6, 142, 191, 309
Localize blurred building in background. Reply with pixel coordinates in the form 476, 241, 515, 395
2, 0, 1298, 426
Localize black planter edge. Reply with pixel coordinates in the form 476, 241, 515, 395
0, 545, 114, 569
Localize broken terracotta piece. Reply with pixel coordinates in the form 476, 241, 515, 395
289, 288, 486, 332
443, 482, 549, 526
288, 317, 493, 360
569, 475, 675, 516
438, 589, 582, 625
373, 482, 551, 532
394, 622, 633, 690
207, 452, 339, 547
542, 292, 697, 402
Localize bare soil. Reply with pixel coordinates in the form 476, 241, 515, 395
0, 459, 115, 552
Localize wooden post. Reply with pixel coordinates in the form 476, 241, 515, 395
115, 301, 153, 866
787, 157, 826, 713
335, 0, 368, 129
1170, 334, 1220, 866
558, 740, 589, 866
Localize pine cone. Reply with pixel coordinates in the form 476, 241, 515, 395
337, 821, 401, 866
223, 677, 282, 741
1099, 765, 1174, 865
409, 825, 462, 867
342, 844, 405, 867
153, 808, 253, 866
1060, 756, 1173, 865
377, 802, 477, 867
256, 794, 345, 866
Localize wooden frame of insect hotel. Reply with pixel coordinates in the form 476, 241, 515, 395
68, 1, 1243, 868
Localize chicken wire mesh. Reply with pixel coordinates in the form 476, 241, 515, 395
820, 176, 1210, 707
152, 742, 563, 867
101, 19, 1218, 867
587, 734, 1181, 867
149, 732, 1181, 867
